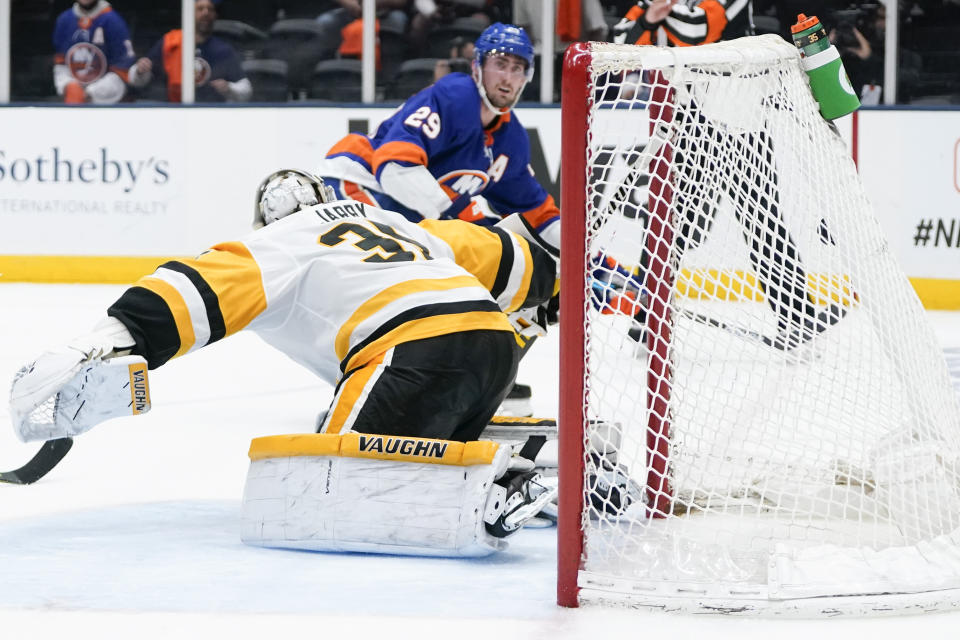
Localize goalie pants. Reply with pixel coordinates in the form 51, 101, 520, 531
319, 329, 520, 442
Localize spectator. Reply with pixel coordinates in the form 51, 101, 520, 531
842, 4, 922, 103
279, 1, 409, 96
433, 35, 474, 81
613, 0, 753, 46
515, 0, 610, 50
316, 0, 410, 36
829, 8, 882, 103
52, 0, 136, 104
410, 0, 494, 56
128, 0, 251, 102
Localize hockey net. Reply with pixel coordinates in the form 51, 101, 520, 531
557, 35, 960, 616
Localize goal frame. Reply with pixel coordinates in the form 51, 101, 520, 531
554, 39, 960, 615
558, 40, 678, 609
557, 41, 590, 609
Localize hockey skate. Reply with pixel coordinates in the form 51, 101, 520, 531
484, 467, 558, 538
497, 382, 534, 417
10, 346, 150, 443
586, 452, 646, 517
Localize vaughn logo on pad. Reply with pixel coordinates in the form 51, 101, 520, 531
127, 362, 150, 414
357, 435, 448, 460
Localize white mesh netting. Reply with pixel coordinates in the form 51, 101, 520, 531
570, 35, 960, 614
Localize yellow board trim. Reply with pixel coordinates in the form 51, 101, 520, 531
676, 269, 859, 305
248, 433, 499, 466
3, 256, 960, 310
909, 278, 960, 310
0, 255, 189, 284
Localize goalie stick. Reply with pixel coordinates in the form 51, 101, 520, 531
0, 438, 73, 485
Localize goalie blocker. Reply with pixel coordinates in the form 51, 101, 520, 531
241, 432, 556, 557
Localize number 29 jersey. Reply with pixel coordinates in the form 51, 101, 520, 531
106, 201, 554, 385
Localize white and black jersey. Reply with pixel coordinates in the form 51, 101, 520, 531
107, 201, 555, 385
619, 0, 753, 46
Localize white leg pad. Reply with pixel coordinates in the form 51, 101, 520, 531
241, 433, 513, 557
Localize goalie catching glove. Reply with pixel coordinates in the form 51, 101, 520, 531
590, 252, 648, 318
9, 317, 150, 443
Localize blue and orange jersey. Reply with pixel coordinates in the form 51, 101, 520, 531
53, 1, 135, 85
322, 73, 559, 234
144, 31, 245, 102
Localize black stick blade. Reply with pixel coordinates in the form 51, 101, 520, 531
0, 438, 73, 485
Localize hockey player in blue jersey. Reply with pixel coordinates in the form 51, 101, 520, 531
315, 24, 559, 416
52, 0, 136, 104
315, 22, 559, 260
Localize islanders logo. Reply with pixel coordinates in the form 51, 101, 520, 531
437, 169, 490, 197
66, 42, 107, 84
195, 56, 212, 87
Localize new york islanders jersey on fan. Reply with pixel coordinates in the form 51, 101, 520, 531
319, 73, 558, 232
143, 31, 246, 102
53, 1, 135, 85
106, 202, 554, 385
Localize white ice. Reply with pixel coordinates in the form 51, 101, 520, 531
2, 284, 960, 640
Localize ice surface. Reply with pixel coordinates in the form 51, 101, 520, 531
1, 285, 959, 639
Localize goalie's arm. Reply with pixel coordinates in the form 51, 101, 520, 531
417, 219, 556, 313
107, 242, 267, 369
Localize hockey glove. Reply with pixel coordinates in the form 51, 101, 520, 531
439, 193, 497, 225
590, 253, 648, 316
9, 320, 148, 443
507, 304, 549, 339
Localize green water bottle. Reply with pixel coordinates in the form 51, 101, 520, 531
791, 13, 861, 120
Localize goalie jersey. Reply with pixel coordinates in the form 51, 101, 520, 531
107, 202, 554, 385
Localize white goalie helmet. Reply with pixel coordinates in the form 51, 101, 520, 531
254, 169, 336, 228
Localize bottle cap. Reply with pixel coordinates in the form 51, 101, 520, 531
791, 13, 821, 33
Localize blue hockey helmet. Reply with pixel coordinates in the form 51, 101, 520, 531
474, 23, 535, 81
473, 23, 535, 114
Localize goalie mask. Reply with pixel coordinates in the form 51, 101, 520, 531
254, 169, 336, 229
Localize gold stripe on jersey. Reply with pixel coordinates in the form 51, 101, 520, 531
417, 219, 540, 312
324, 352, 387, 435
192, 242, 268, 335
505, 238, 534, 313
334, 275, 482, 360
417, 220, 502, 289
343, 311, 512, 375
138, 276, 197, 358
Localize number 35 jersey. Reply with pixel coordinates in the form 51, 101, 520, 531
106, 201, 555, 385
